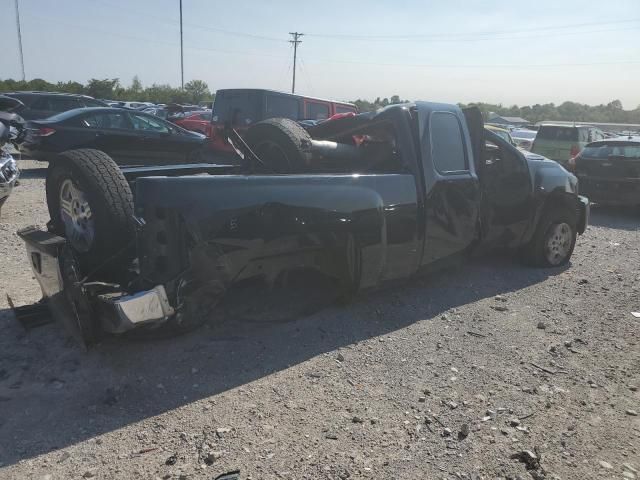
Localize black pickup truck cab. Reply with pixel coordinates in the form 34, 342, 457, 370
18, 102, 589, 344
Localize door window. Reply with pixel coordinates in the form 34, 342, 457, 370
430, 112, 468, 173
335, 104, 356, 114
306, 101, 330, 120
77, 112, 132, 129
484, 138, 527, 175
48, 97, 83, 112
129, 113, 170, 133
30, 96, 80, 112
265, 94, 299, 119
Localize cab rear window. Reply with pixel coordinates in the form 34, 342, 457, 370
537, 126, 578, 141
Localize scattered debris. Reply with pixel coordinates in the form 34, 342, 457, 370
510, 450, 540, 471
165, 454, 178, 466
214, 471, 241, 480
204, 451, 224, 465
458, 423, 470, 440
467, 331, 487, 338
530, 363, 559, 375
336, 353, 345, 362
138, 447, 158, 454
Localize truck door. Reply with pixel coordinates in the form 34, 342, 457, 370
479, 131, 533, 246
417, 105, 481, 266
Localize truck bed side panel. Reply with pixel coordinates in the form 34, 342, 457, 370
134, 174, 421, 295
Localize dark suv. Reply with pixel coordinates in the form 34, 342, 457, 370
2, 91, 108, 120
208, 89, 357, 153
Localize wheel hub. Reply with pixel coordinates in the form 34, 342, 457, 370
59, 178, 95, 252
544, 222, 572, 266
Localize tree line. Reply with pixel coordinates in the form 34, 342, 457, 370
2, 77, 640, 124
0, 76, 213, 105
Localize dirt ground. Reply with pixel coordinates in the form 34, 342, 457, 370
0, 160, 638, 480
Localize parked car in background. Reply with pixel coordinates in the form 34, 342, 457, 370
111, 101, 155, 110
571, 137, 640, 206
510, 129, 537, 151
23, 107, 206, 165
209, 89, 357, 153
485, 124, 516, 146
2, 92, 108, 120
531, 124, 604, 165
173, 110, 212, 135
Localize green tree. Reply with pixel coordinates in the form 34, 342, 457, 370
184, 79, 211, 104
85, 78, 120, 99
56, 81, 85, 94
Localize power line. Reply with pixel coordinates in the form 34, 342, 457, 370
93, 0, 286, 42
303, 25, 640, 43
289, 32, 303, 93
14, 0, 25, 81
305, 18, 640, 40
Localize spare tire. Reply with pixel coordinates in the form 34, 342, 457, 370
244, 118, 312, 173
46, 149, 135, 268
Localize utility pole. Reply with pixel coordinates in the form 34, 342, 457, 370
14, 0, 25, 81
289, 32, 303, 94
179, 0, 184, 89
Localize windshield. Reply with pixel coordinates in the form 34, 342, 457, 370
582, 143, 640, 159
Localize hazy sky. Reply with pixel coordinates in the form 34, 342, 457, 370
2, 0, 640, 107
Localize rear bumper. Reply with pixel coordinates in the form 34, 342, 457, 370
16, 226, 175, 344
577, 176, 640, 206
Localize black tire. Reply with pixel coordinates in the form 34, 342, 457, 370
244, 118, 312, 173
46, 149, 134, 268
522, 206, 577, 267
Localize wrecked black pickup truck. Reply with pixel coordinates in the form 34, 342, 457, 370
17, 102, 589, 345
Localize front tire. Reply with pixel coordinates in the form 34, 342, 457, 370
523, 207, 577, 267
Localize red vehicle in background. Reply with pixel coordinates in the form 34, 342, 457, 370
172, 110, 212, 136
208, 89, 357, 154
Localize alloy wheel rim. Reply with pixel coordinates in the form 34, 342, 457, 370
59, 178, 95, 253
544, 222, 572, 266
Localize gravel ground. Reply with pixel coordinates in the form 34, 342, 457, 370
0, 160, 639, 480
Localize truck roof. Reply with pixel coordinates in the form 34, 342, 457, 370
215, 88, 355, 107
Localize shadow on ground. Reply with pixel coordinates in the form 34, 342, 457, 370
589, 205, 639, 231
0, 254, 565, 465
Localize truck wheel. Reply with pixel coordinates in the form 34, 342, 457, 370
523, 207, 577, 267
46, 149, 134, 268
244, 118, 312, 173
